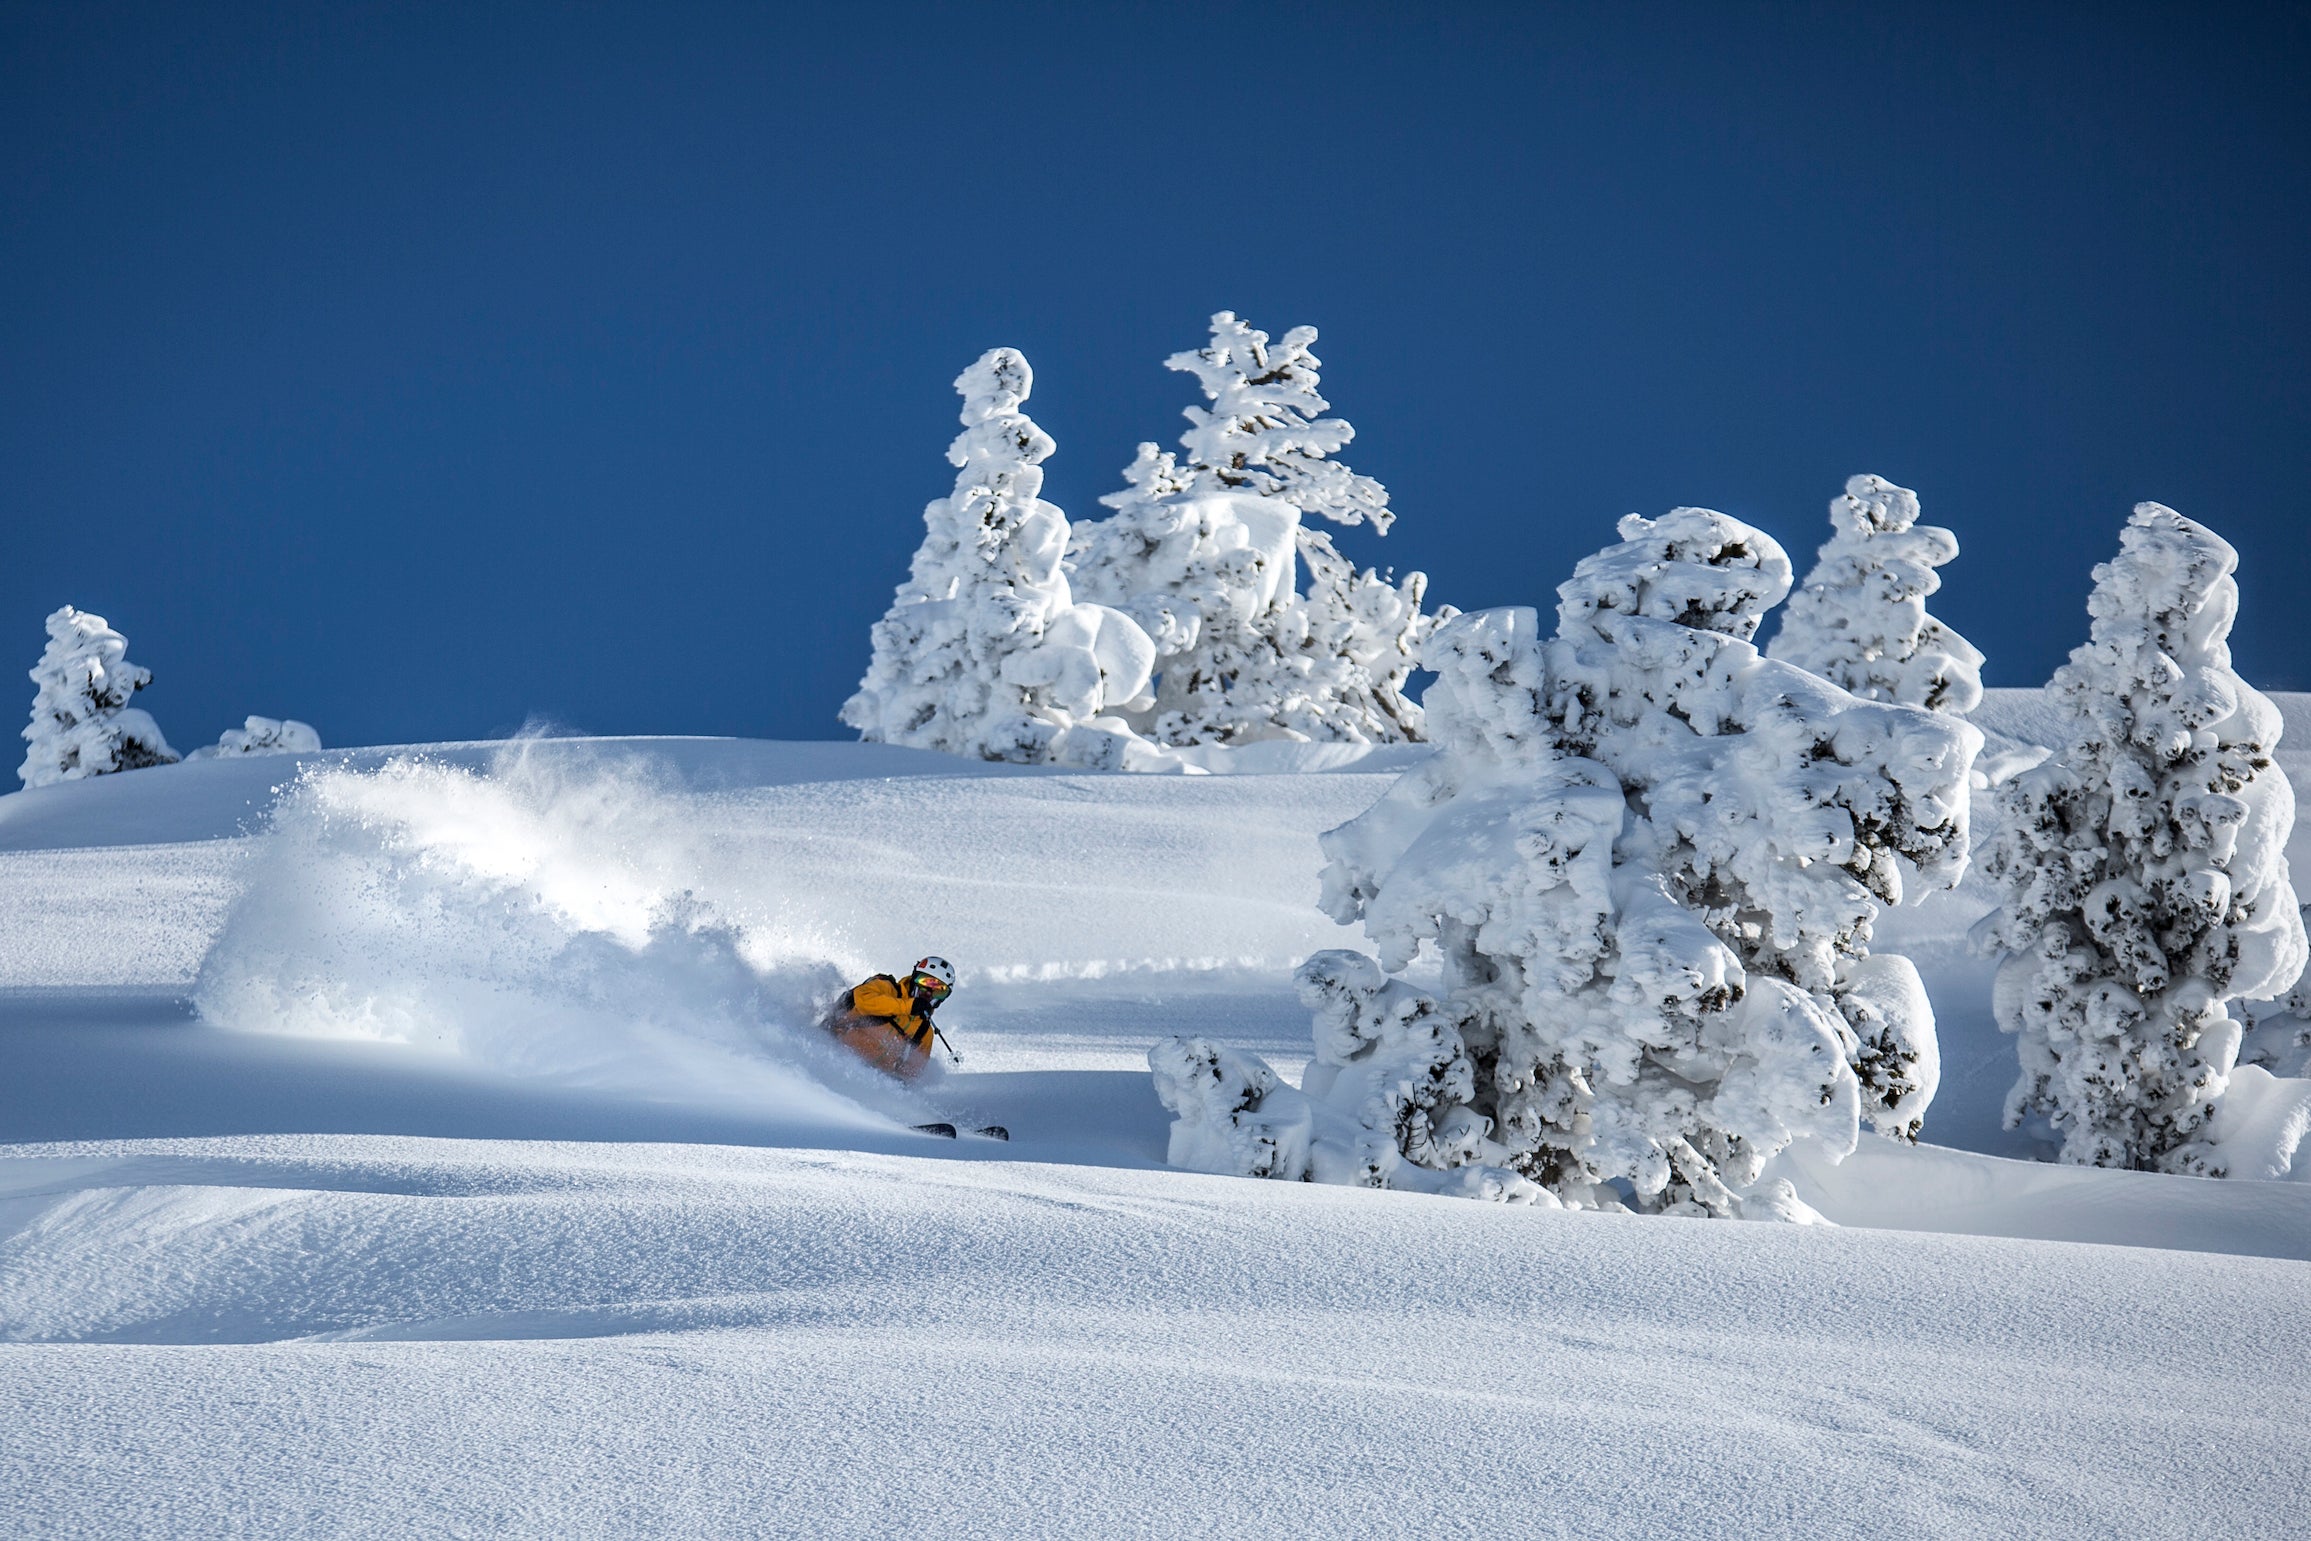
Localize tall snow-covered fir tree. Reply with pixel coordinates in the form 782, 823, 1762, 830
1976, 504, 2304, 1172
1768, 474, 1985, 714
842, 348, 1163, 768
20, 605, 179, 788
1152, 509, 1980, 1214
1069, 312, 1444, 747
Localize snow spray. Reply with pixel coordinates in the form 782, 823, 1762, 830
191, 740, 926, 1124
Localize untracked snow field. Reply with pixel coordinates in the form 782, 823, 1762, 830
5, 707, 2311, 1538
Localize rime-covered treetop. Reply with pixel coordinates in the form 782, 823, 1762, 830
936, 346, 1059, 567
30, 605, 151, 718
1167, 311, 1392, 532
1769, 475, 1984, 714
1556, 508, 1793, 642
2067, 500, 2246, 715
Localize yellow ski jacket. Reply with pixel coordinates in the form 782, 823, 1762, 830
826, 973, 936, 1079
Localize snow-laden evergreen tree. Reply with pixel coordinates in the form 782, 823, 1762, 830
1768, 474, 1984, 714
19, 605, 179, 788
1069, 312, 1443, 747
843, 348, 1165, 768
1152, 509, 1981, 1214
188, 715, 322, 759
1976, 504, 2305, 1171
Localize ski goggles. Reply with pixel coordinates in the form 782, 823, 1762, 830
908, 972, 952, 1000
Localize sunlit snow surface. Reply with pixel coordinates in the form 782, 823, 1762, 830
3, 712, 2310, 1537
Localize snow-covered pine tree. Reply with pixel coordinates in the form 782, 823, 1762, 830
19, 605, 179, 788
1153, 509, 1981, 1214
1069, 312, 1443, 746
1768, 474, 1985, 714
1976, 504, 2305, 1171
189, 716, 323, 758
842, 348, 1163, 768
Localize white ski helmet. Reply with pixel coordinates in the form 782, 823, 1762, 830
911, 956, 957, 992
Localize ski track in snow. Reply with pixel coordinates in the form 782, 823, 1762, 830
3, 720, 2310, 1537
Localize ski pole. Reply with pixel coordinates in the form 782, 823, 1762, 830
932, 1025, 963, 1066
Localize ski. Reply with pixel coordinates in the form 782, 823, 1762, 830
912, 1122, 958, 1138
910, 1122, 1009, 1142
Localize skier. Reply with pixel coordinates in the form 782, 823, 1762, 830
822, 956, 957, 1081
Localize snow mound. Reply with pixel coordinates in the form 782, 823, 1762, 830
188, 715, 322, 758
2198, 1063, 2311, 1180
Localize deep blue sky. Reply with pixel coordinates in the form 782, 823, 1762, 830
6, 2, 2307, 748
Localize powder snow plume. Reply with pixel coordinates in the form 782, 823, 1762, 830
192, 741, 916, 1125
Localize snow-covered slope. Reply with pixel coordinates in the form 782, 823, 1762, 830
7, 1135, 2307, 1539
4, 721, 2310, 1537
